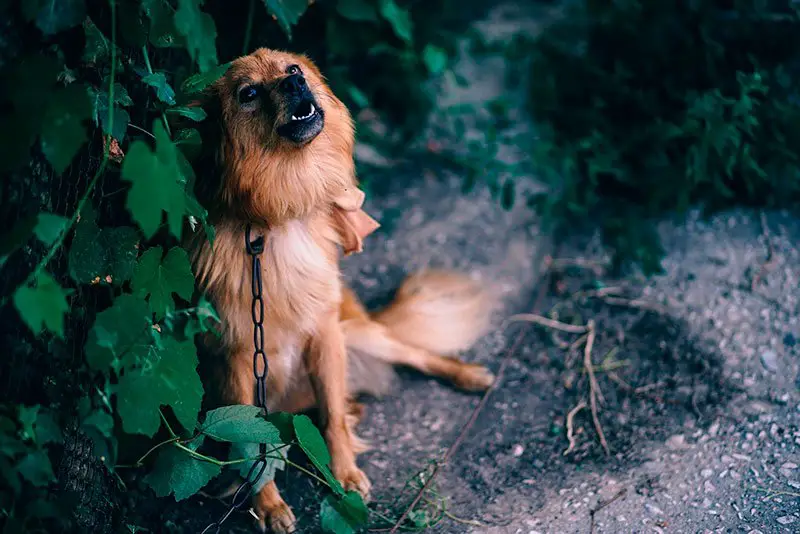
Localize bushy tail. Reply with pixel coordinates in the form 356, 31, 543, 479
371, 270, 495, 355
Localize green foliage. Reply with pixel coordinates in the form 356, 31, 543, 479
521, 0, 800, 272
144, 436, 221, 500
131, 246, 195, 320
121, 121, 188, 239
0, 0, 472, 531
263, 0, 310, 39
13, 273, 71, 338
69, 206, 139, 285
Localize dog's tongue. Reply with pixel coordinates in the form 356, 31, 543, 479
332, 187, 380, 255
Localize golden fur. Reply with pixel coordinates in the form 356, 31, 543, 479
187, 48, 495, 533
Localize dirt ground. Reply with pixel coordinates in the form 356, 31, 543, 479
137, 3, 799, 533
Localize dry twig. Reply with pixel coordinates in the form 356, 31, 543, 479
589, 488, 627, 533
563, 400, 587, 456
583, 320, 610, 455
751, 211, 778, 291
506, 313, 588, 334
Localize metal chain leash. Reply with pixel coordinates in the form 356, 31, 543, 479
201, 224, 269, 533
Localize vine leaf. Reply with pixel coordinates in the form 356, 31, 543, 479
320, 491, 369, 534
143, 0, 183, 48
180, 62, 230, 94
22, 0, 87, 35
293, 414, 344, 495
69, 205, 139, 285
83, 18, 110, 64
17, 450, 55, 487
142, 72, 177, 105
132, 246, 195, 320
85, 294, 152, 372
121, 121, 187, 239
40, 84, 93, 173
199, 405, 282, 444
422, 45, 447, 74
117, 337, 203, 436
377, 0, 413, 44
143, 436, 221, 500
229, 442, 288, 492
89, 83, 133, 142
175, 0, 218, 72
13, 272, 71, 338
166, 106, 207, 122
262, 0, 309, 39
337, 0, 379, 23
0, 213, 65, 267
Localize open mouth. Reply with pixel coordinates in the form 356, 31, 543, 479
277, 97, 324, 144
291, 101, 317, 122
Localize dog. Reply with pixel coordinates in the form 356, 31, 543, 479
186, 48, 495, 533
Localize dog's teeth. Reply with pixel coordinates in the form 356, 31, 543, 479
309, 104, 315, 115
291, 115, 298, 120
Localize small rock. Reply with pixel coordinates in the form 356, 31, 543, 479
701, 468, 713, 478
512, 444, 524, 457
781, 462, 798, 470
777, 515, 796, 526
666, 434, 690, 450
761, 349, 779, 372
704, 480, 716, 493
645, 503, 664, 516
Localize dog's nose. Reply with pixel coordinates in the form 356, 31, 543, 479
280, 74, 308, 95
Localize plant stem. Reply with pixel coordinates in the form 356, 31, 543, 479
158, 409, 178, 438
141, 45, 172, 137
117, 436, 180, 468
283, 459, 330, 488
0, 0, 117, 310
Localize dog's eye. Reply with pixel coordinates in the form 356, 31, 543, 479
238, 85, 260, 105
286, 64, 301, 75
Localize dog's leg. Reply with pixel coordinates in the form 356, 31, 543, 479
223, 352, 296, 533
306, 310, 372, 499
342, 319, 494, 391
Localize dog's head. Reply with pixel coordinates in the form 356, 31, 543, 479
197, 48, 356, 225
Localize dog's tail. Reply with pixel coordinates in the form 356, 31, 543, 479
344, 270, 495, 398
373, 270, 494, 355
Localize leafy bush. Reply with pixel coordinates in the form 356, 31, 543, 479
0, 0, 482, 532
523, 0, 800, 272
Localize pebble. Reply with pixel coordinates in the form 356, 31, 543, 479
645, 503, 664, 516
512, 444, 524, 457
666, 434, 690, 450
777, 515, 796, 525
760, 349, 779, 372
704, 480, 716, 493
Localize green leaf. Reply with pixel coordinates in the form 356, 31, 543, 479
132, 246, 195, 320
142, 72, 177, 105
262, 0, 309, 39
378, 0, 412, 44
121, 121, 188, 239
89, 82, 133, 141
174, 128, 202, 161
34, 213, 67, 246
117, 337, 203, 436
166, 106, 207, 122
68, 206, 139, 285
175, 0, 218, 72
18, 450, 55, 487
320, 492, 369, 534
293, 415, 344, 495
23, 0, 86, 35
422, 45, 447, 75
81, 410, 114, 438
143, 437, 221, 500
85, 294, 152, 372
82, 18, 110, 64
13, 272, 71, 338
41, 84, 93, 173
163, 295, 219, 340
337, 0, 378, 22
229, 442, 288, 492
17, 405, 60, 445
200, 405, 281, 443
143, 0, 183, 48
179, 62, 230, 94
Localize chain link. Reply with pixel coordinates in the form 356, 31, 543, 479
201, 224, 268, 534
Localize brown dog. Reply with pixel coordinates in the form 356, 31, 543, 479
187, 48, 495, 533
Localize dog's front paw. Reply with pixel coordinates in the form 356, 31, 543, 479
454, 363, 495, 391
335, 465, 372, 501
253, 484, 296, 534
